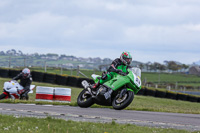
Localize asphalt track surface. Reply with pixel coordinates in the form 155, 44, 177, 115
0, 103, 199, 131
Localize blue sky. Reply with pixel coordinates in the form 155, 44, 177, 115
0, 0, 200, 64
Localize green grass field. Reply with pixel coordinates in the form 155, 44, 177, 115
1, 115, 197, 133
0, 77, 200, 114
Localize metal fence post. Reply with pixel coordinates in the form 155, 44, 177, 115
44, 61, 47, 72
70, 66, 72, 76
61, 65, 63, 75
77, 65, 79, 76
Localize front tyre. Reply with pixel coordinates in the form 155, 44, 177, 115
112, 90, 134, 110
77, 89, 94, 108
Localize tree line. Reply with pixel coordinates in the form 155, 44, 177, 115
139, 61, 189, 72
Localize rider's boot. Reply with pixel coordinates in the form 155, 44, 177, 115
91, 81, 100, 94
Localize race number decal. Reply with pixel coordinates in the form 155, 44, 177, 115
134, 76, 141, 87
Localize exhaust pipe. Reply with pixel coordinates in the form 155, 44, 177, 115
81, 80, 90, 89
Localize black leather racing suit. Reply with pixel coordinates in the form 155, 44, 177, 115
12, 73, 32, 97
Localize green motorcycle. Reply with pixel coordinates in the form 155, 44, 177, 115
77, 67, 142, 110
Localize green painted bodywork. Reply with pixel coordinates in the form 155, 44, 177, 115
92, 66, 142, 94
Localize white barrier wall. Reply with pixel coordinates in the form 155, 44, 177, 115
35, 86, 54, 102
35, 86, 71, 102
54, 88, 71, 102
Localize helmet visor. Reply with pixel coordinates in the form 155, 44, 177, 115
22, 73, 29, 78
125, 58, 132, 64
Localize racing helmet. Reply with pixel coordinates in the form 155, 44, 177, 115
120, 51, 132, 65
22, 68, 30, 79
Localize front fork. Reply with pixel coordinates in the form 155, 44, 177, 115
81, 80, 96, 97
118, 89, 127, 99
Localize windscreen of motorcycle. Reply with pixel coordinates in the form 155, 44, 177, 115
130, 67, 141, 78
129, 68, 142, 88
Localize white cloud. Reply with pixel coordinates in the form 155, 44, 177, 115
0, 0, 200, 64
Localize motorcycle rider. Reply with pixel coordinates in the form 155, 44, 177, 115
12, 68, 32, 99
91, 51, 132, 92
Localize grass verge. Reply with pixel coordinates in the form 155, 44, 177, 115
0, 114, 198, 133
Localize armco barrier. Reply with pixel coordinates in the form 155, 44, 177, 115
54, 88, 71, 102
137, 88, 145, 95
0, 69, 9, 78
198, 97, 200, 103
89, 79, 95, 84
43, 73, 56, 84
176, 93, 188, 101
66, 76, 78, 87
55, 75, 68, 85
35, 86, 54, 102
187, 95, 198, 102
155, 90, 166, 98
8, 69, 21, 78
165, 91, 177, 100
77, 78, 89, 88
32, 71, 44, 82
144, 89, 156, 97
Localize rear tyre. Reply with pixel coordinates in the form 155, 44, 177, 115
0, 93, 7, 100
112, 90, 134, 110
77, 89, 94, 108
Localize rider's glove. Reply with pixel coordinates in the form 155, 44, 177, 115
115, 69, 126, 76
115, 69, 123, 73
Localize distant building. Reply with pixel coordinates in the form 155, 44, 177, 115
189, 66, 200, 76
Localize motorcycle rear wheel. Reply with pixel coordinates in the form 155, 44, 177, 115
77, 89, 94, 108
0, 93, 7, 100
112, 90, 134, 110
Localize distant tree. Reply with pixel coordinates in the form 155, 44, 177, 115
102, 58, 112, 64
145, 62, 152, 72
46, 53, 59, 57
167, 61, 179, 72
0, 51, 5, 55
60, 54, 68, 58
18, 50, 23, 55
6, 49, 16, 55
139, 63, 144, 70
181, 64, 189, 72
159, 64, 167, 71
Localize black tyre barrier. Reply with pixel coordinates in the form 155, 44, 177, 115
155, 90, 166, 98
31, 71, 44, 82
0, 69, 9, 78
55, 75, 68, 85
66, 76, 78, 87
198, 97, 200, 103
165, 91, 177, 100
8, 69, 21, 78
43, 73, 56, 84
77, 78, 90, 88
144, 88, 156, 97
176, 93, 188, 101
187, 95, 198, 102
88, 79, 95, 84
137, 88, 145, 95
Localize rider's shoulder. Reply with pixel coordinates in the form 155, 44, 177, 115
112, 58, 121, 63
127, 65, 132, 68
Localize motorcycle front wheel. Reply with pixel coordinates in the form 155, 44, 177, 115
77, 89, 94, 108
112, 90, 134, 110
